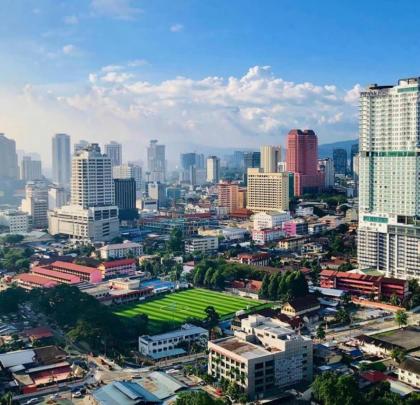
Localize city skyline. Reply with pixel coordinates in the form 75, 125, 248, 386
5, 1, 420, 164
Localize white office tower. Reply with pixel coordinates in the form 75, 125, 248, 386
318, 158, 335, 189
105, 141, 122, 167
147, 140, 166, 182
21, 180, 49, 229
206, 156, 220, 183
52, 133, 71, 188
20, 156, 42, 181
260, 145, 281, 173
49, 144, 119, 242
113, 163, 142, 195
358, 78, 420, 280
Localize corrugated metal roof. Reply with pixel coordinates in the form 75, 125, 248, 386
137, 372, 186, 400
0, 349, 36, 368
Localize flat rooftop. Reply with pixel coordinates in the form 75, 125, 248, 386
373, 327, 420, 352
211, 337, 272, 360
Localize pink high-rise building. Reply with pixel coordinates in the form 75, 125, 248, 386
286, 129, 324, 196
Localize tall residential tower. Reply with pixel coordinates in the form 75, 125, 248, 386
357, 78, 420, 280
49, 144, 119, 242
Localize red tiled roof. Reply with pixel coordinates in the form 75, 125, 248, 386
16, 274, 58, 288
361, 371, 387, 383
23, 327, 53, 340
320, 269, 407, 285
32, 267, 80, 283
51, 261, 97, 275
99, 259, 136, 269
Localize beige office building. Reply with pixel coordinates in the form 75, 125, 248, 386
246, 168, 289, 212
208, 314, 312, 400
260, 145, 281, 173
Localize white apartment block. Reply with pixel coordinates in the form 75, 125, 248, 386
253, 211, 291, 231
358, 78, 420, 280
208, 314, 312, 400
139, 324, 208, 360
0, 210, 30, 234
252, 228, 284, 245
49, 205, 119, 242
99, 242, 144, 259
397, 357, 420, 389
247, 168, 289, 213
185, 236, 219, 254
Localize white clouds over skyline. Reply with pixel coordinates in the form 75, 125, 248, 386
0, 65, 360, 166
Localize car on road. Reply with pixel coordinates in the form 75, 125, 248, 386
72, 391, 82, 398
49, 393, 60, 400
23, 399, 39, 405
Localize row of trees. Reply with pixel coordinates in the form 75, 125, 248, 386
191, 258, 264, 290
259, 270, 309, 301
312, 372, 420, 405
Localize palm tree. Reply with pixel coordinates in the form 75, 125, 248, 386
390, 348, 406, 363
0, 392, 13, 405
394, 309, 408, 329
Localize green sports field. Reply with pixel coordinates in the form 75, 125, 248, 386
114, 288, 265, 333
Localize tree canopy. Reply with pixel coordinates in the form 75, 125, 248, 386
259, 270, 309, 301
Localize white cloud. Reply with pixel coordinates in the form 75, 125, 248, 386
170, 24, 184, 33
64, 15, 79, 25
1, 66, 359, 165
100, 71, 133, 83
91, 0, 142, 20
344, 84, 362, 105
62, 44, 77, 55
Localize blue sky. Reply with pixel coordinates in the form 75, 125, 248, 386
1, 0, 419, 165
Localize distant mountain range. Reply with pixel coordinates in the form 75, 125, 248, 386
318, 139, 358, 159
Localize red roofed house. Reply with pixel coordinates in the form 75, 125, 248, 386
229, 279, 263, 300
320, 270, 408, 300
237, 252, 270, 266
49, 261, 102, 283
97, 258, 136, 280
